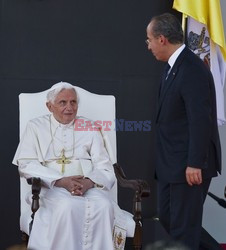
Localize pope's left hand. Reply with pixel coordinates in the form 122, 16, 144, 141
72, 177, 94, 196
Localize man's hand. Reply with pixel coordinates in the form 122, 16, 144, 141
54, 176, 94, 196
55, 175, 84, 193
186, 166, 202, 186
72, 178, 94, 196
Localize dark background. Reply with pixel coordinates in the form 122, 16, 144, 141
0, 0, 180, 248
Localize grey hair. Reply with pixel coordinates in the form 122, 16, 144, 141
150, 13, 184, 44
46, 82, 79, 104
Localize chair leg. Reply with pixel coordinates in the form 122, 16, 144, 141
133, 191, 142, 250
27, 177, 41, 234
21, 231, 29, 245
133, 221, 142, 250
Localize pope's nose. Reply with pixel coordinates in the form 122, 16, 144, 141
65, 103, 73, 111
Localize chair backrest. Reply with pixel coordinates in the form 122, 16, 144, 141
19, 85, 117, 216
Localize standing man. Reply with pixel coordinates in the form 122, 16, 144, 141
146, 13, 221, 250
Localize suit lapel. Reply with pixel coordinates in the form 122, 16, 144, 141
159, 67, 178, 103
156, 47, 188, 122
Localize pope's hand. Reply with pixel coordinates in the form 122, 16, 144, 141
73, 178, 94, 196
54, 176, 94, 196
55, 175, 84, 193
186, 166, 202, 186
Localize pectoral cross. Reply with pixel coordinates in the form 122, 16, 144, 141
56, 149, 71, 173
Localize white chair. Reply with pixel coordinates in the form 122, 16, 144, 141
17, 85, 150, 249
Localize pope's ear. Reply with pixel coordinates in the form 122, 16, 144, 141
46, 102, 53, 112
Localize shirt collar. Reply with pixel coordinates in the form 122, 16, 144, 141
50, 114, 75, 133
168, 44, 185, 68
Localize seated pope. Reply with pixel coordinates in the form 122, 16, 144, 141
13, 82, 134, 250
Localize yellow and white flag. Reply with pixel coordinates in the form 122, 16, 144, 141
173, 0, 226, 125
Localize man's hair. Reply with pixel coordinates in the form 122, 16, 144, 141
150, 13, 184, 44
46, 82, 78, 104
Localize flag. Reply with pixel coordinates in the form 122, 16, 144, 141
173, 0, 226, 125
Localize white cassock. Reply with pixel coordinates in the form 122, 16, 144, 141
13, 114, 135, 250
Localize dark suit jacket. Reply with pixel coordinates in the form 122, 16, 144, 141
155, 46, 221, 183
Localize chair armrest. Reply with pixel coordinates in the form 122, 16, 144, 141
113, 163, 150, 250
27, 177, 41, 233
113, 163, 150, 198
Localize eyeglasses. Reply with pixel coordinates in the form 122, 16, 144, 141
145, 39, 150, 45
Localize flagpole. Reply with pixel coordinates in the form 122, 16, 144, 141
182, 14, 188, 45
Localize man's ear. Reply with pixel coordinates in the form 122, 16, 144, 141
46, 102, 53, 112
159, 35, 167, 45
